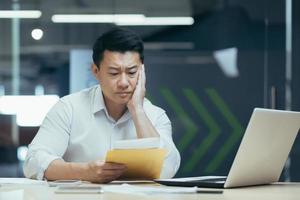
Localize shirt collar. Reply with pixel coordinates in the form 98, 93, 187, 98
92, 85, 132, 124
92, 85, 106, 114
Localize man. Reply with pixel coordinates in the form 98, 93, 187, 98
23, 28, 180, 183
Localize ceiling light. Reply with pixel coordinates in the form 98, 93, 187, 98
117, 17, 194, 26
0, 10, 41, 18
51, 14, 145, 23
51, 14, 194, 26
31, 28, 43, 40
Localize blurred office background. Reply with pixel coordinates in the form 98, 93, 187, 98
0, 0, 299, 180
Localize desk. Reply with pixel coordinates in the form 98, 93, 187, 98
0, 182, 300, 200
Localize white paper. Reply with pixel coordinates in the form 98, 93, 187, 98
0, 178, 47, 185
48, 180, 82, 187
55, 185, 103, 194
112, 137, 160, 149
102, 183, 197, 195
0, 189, 24, 200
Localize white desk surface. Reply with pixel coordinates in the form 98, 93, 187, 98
0, 182, 300, 200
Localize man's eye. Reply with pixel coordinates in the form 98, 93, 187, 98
109, 73, 118, 76
129, 71, 137, 75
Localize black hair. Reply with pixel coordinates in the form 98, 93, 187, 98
92, 28, 144, 68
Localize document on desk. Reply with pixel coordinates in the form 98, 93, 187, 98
102, 183, 198, 195
55, 185, 103, 194
0, 178, 47, 186
106, 138, 166, 179
48, 180, 83, 187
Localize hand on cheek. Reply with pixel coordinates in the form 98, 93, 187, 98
127, 64, 146, 112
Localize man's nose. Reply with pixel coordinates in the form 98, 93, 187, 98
118, 73, 129, 88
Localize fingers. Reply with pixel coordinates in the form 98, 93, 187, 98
99, 165, 126, 183
102, 168, 126, 177
86, 160, 127, 183
98, 170, 124, 183
101, 174, 122, 183
142, 64, 146, 90
93, 160, 126, 170
102, 162, 127, 170
89, 161, 127, 183
136, 65, 142, 88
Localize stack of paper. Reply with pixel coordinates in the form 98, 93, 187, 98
102, 184, 198, 195
0, 178, 47, 186
111, 137, 161, 149
106, 138, 166, 179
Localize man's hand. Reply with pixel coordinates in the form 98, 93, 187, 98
83, 160, 127, 183
125, 64, 159, 139
44, 159, 127, 183
127, 64, 146, 112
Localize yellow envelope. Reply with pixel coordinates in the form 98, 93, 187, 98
105, 148, 166, 179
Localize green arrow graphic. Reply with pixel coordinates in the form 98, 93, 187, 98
204, 88, 243, 173
182, 88, 221, 173
160, 88, 198, 152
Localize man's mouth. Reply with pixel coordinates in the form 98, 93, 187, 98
116, 92, 131, 97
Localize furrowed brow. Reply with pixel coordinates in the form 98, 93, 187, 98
108, 66, 120, 70
127, 65, 138, 70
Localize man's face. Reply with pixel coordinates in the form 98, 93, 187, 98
93, 50, 142, 106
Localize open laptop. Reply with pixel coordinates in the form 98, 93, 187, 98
155, 108, 300, 188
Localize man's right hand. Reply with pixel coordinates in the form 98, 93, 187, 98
44, 159, 127, 183
83, 160, 127, 183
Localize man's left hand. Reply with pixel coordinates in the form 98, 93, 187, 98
127, 64, 146, 112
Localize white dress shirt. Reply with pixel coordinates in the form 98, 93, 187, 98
23, 85, 180, 180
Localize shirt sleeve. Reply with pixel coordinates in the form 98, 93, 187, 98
154, 111, 181, 179
23, 99, 72, 180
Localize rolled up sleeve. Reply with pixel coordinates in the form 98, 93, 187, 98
23, 99, 71, 180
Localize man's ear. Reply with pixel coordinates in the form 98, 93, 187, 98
91, 64, 99, 75
91, 64, 101, 81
